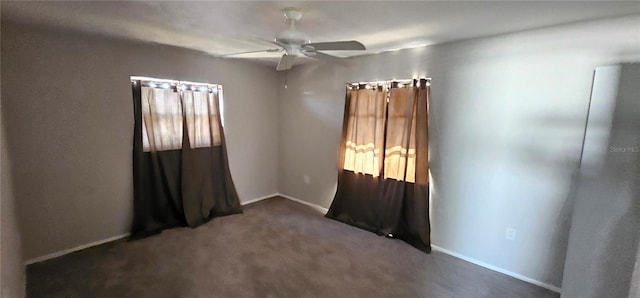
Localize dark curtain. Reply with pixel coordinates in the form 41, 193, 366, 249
326, 79, 431, 253
131, 80, 241, 238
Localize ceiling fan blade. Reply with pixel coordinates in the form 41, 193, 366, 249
276, 54, 296, 71
307, 51, 353, 67
304, 41, 365, 51
221, 48, 282, 57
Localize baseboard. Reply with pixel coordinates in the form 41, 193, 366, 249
23, 194, 560, 295
241, 193, 279, 205
24, 193, 280, 266
431, 245, 561, 293
273, 195, 561, 293
25, 233, 130, 265
276, 193, 329, 214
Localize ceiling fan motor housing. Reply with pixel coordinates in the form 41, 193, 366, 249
275, 29, 309, 46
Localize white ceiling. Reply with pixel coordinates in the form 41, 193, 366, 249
3, 1, 639, 66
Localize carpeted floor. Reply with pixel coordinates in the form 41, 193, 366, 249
27, 197, 559, 298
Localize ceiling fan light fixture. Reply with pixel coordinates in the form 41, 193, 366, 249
226, 7, 367, 71
218, 7, 366, 71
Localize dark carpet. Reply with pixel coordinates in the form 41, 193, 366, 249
27, 197, 559, 298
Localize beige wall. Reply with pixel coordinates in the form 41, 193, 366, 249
277, 15, 640, 288
1, 22, 279, 261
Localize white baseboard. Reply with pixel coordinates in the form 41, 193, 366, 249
431, 245, 561, 293
273, 194, 561, 293
24, 193, 560, 295
25, 233, 130, 265
241, 193, 279, 205
25, 193, 279, 266
276, 193, 329, 214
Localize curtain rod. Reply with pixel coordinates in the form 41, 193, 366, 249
346, 78, 431, 86
346, 78, 431, 85
130, 76, 221, 88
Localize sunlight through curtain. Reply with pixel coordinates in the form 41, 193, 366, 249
327, 79, 431, 253
342, 86, 386, 177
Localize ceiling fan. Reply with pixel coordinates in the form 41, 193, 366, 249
225, 7, 366, 71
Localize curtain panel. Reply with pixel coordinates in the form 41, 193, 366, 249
131, 79, 241, 238
326, 79, 431, 253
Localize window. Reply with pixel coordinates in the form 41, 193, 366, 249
341, 80, 429, 183
328, 78, 431, 252
131, 76, 241, 236
132, 77, 224, 152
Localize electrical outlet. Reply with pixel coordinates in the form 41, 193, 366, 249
303, 175, 311, 185
506, 228, 517, 240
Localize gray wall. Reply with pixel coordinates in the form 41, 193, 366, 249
278, 15, 640, 288
631, 244, 640, 298
1, 53, 27, 298
561, 64, 640, 298
2, 10, 639, 294
1, 6, 26, 295
1, 22, 280, 261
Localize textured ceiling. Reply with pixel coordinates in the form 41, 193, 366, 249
2, 1, 639, 66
